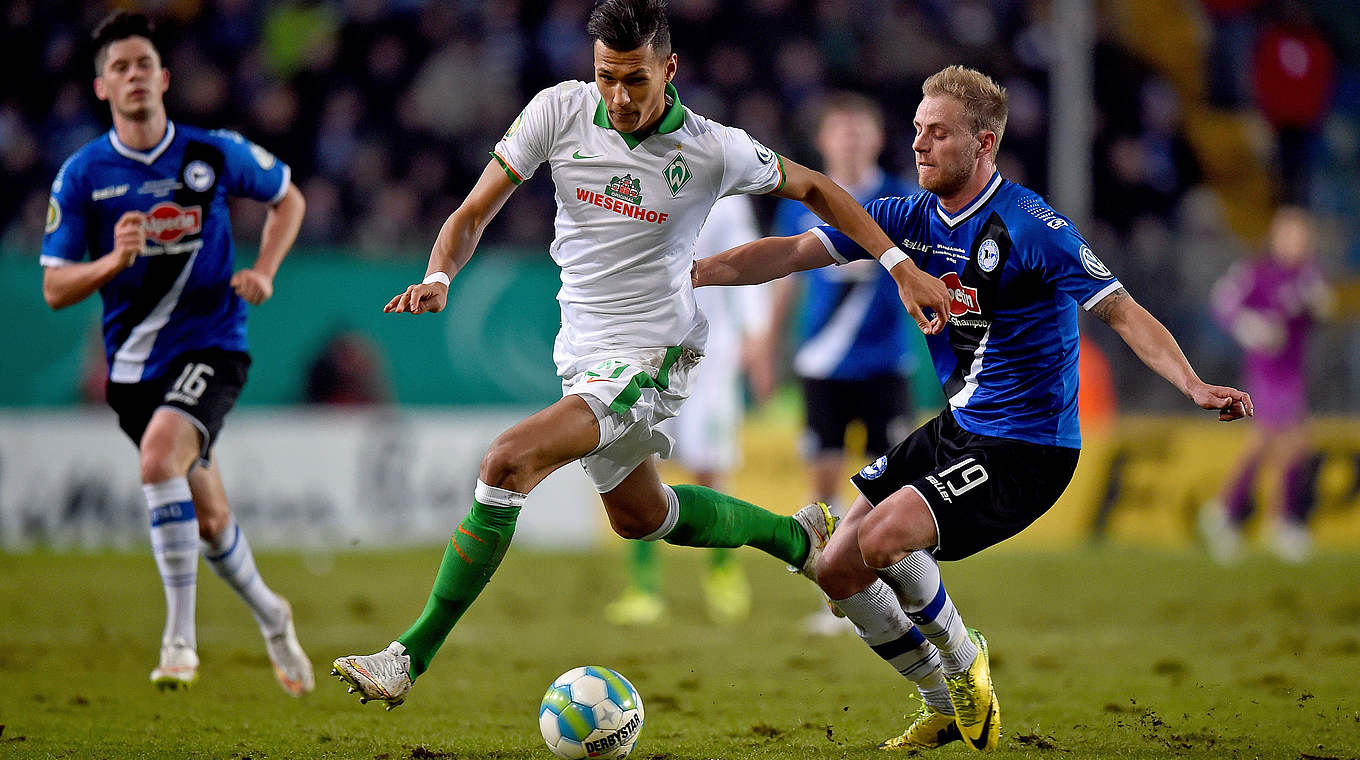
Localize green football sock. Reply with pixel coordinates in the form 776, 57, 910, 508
398, 499, 520, 678
627, 539, 661, 595
664, 484, 808, 567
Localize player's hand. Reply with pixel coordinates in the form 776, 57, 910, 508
112, 211, 146, 269
231, 268, 274, 305
891, 262, 950, 335
384, 282, 448, 314
1189, 381, 1253, 422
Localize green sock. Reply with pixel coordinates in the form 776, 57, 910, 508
664, 484, 808, 567
398, 499, 520, 678
627, 540, 661, 595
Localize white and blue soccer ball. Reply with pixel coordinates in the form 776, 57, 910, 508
539, 666, 644, 759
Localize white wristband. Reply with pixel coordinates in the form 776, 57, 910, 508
422, 271, 451, 288
877, 246, 909, 272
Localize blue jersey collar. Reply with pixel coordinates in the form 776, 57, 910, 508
109, 121, 176, 165
934, 170, 1003, 229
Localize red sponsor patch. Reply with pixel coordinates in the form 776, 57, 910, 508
941, 272, 981, 316
145, 202, 202, 244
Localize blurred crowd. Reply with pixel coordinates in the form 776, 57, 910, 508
2, 0, 1357, 411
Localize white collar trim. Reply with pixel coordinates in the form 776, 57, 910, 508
934, 171, 1003, 229
109, 121, 176, 165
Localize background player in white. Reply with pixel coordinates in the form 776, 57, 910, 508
332, 0, 950, 711
695, 65, 1252, 751
40, 12, 312, 694
606, 193, 770, 627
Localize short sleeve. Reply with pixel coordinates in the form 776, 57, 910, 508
810, 197, 912, 266
214, 129, 291, 204
717, 126, 785, 197
492, 87, 558, 184
1031, 221, 1123, 310
40, 156, 89, 267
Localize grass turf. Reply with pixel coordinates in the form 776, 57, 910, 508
1, 545, 1358, 759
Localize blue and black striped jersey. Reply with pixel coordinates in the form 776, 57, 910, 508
814, 172, 1123, 449
42, 122, 290, 384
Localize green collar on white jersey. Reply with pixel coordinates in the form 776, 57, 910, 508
593, 82, 686, 149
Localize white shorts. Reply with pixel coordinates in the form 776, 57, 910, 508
565, 347, 702, 493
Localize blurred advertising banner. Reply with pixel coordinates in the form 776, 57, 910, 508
0, 409, 601, 551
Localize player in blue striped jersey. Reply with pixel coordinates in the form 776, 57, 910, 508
695, 66, 1252, 752
40, 12, 312, 695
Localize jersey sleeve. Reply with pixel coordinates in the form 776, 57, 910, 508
40, 156, 89, 267
809, 197, 911, 266
491, 86, 558, 184
1029, 221, 1123, 310
214, 129, 291, 204
717, 126, 785, 197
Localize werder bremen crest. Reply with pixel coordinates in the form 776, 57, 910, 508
605, 174, 643, 205
664, 153, 692, 196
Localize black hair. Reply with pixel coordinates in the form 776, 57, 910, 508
586, 0, 671, 58
91, 11, 159, 74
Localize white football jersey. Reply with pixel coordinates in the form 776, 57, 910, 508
492, 80, 785, 378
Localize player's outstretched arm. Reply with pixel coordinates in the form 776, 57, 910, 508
1092, 287, 1253, 422
771, 158, 949, 334
385, 160, 518, 315
42, 210, 145, 310
232, 182, 305, 305
693, 231, 833, 288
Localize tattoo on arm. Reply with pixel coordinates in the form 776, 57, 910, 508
1090, 287, 1130, 324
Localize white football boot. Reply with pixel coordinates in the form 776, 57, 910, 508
331, 641, 412, 710
264, 598, 315, 696
150, 637, 199, 690
790, 502, 837, 581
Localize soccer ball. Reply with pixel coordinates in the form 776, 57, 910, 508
539, 666, 645, 759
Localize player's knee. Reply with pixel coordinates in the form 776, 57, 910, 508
197, 509, 230, 541
606, 510, 656, 540
479, 438, 534, 493
138, 445, 183, 484
857, 520, 910, 572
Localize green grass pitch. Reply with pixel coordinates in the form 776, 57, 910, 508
2, 545, 1357, 759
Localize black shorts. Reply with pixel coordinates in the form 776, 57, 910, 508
800, 373, 912, 459
850, 408, 1079, 561
105, 348, 251, 465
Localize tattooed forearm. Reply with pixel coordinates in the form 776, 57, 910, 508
1090, 287, 1131, 324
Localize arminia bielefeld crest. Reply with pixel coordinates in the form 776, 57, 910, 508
664, 153, 692, 196
605, 174, 643, 205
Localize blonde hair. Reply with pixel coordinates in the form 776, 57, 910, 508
922, 65, 1008, 158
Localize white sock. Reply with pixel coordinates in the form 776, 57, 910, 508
202, 515, 286, 635
876, 551, 977, 674
145, 478, 198, 650
834, 580, 952, 713
638, 484, 680, 542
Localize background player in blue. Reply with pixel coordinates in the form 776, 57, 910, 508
40, 13, 312, 695
695, 65, 1252, 752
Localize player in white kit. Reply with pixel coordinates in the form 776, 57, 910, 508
332, 0, 950, 710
